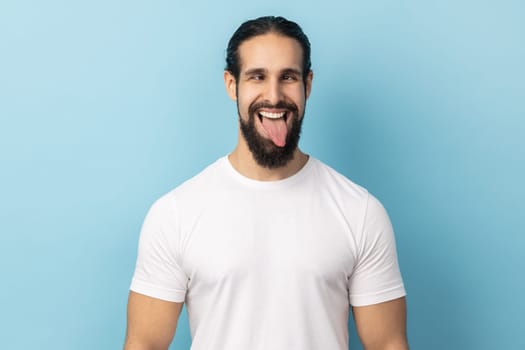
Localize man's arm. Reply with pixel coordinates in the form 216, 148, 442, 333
352, 297, 408, 350
124, 291, 184, 350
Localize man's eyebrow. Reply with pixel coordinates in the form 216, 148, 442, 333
243, 68, 266, 76
281, 68, 302, 76
242, 68, 302, 76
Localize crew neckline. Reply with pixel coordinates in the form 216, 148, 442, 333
219, 155, 315, 189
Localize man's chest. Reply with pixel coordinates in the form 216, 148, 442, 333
179, 197, 359, 299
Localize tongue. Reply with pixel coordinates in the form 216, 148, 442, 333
261, 117, 288, 147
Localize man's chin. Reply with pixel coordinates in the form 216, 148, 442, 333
260, 138, 286, 152
250, 143, 297, 169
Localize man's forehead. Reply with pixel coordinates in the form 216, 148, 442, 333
237, 33, 304, 73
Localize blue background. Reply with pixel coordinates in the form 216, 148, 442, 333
1, 0, 523, 349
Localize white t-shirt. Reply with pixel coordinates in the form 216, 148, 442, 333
130, 156, 405, 350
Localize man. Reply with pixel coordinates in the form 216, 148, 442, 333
125, 16, 408, 350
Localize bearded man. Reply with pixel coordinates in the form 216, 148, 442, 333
125, 16, 408, 350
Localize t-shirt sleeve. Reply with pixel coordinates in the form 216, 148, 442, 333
130, 196, 188, 302
348, 194, 406, 306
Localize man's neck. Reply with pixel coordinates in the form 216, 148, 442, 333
228, 133, 309, 181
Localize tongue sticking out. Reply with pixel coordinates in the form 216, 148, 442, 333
261, 117, 288, 147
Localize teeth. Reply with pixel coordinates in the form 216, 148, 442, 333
259, 111, 285, 119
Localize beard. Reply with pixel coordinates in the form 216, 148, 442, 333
239, 100, 303, 169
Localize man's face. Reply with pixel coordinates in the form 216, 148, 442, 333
225, 33, 313, 168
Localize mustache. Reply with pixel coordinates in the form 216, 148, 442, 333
248, 101, 298, 116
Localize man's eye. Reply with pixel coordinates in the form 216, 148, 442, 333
251, 75, 263, 81
283, 75, 296, 81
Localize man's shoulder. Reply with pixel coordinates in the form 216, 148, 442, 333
311, 157, 369, 201
311, 158, 392, 232
177, 157, 226, 190
151, 157, 227, 208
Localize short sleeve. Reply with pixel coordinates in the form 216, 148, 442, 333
348, 194, 406, 306
130, 196, 188, 302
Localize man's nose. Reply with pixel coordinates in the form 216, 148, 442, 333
263, 78, 283, 105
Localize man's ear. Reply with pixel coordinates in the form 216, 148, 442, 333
305, 70, 313, 99
224, 70, 237, 101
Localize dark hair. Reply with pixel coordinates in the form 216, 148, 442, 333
225, 16, 312, 83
